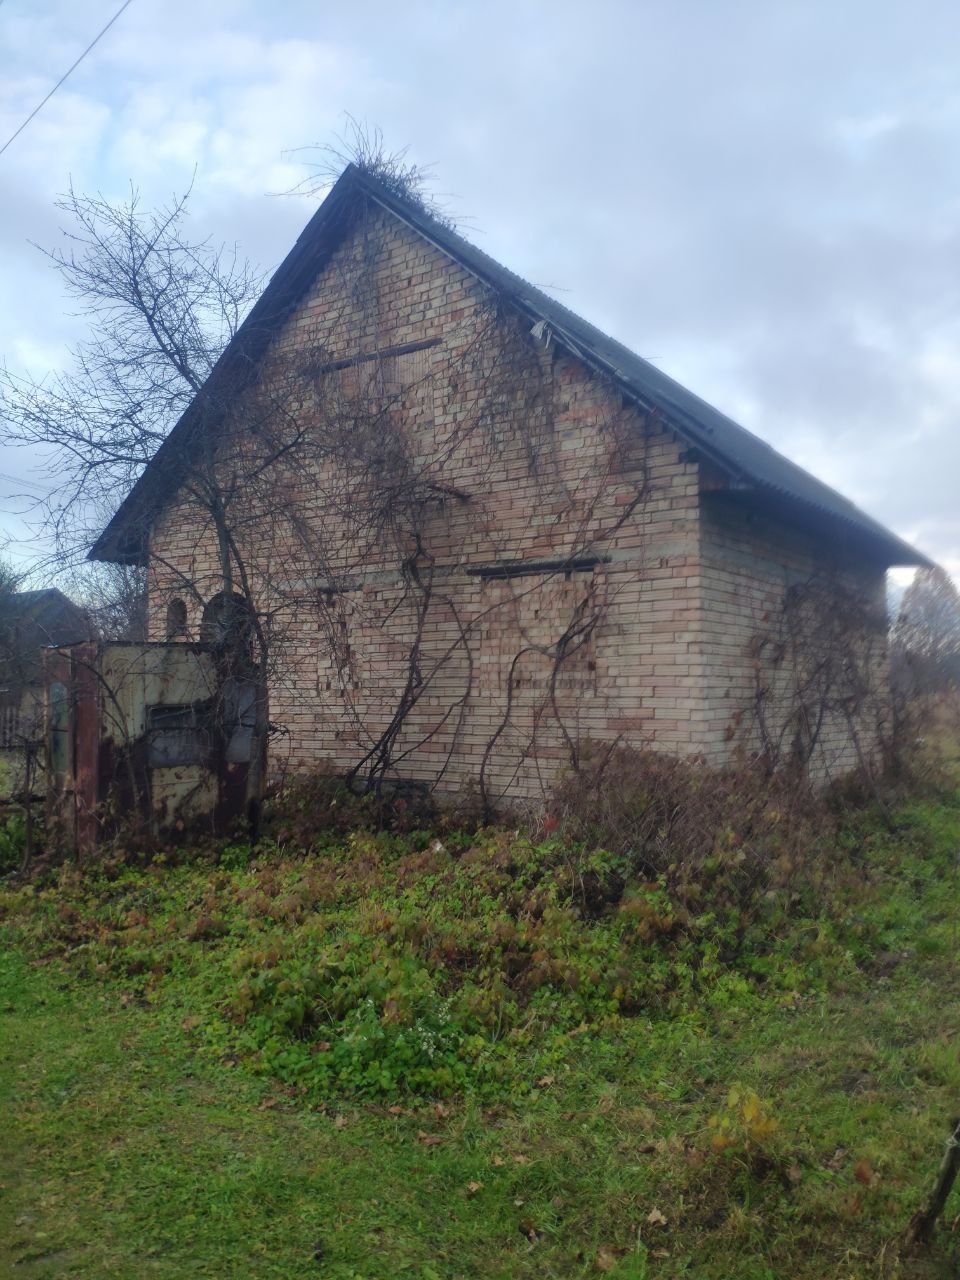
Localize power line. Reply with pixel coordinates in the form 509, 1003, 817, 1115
0, 472, 52, 495
0, 0, 136, 158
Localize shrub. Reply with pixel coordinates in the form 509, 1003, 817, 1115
263, 766, 446, 848
547, 745, 831, 915
0, 813, 27, 875
708, 1085, 779, 1156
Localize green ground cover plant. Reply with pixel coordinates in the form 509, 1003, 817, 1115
1, 763, 959, 1277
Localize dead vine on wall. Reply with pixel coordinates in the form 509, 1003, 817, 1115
747, 569, 889, 781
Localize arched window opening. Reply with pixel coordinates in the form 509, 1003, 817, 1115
200, 591, 254, 652
200, 592, 261, 767
165, 598, 188, 640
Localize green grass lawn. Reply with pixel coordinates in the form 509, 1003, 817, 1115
2, 800, 960, 1278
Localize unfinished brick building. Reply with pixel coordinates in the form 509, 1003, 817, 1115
90, 164, 929, 805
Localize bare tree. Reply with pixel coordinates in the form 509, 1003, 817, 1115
70, 561, 147, 641
0, 558, 30, 710
891, 566, 960, 697
1, 182, 264, 559
0, 558, 22, 644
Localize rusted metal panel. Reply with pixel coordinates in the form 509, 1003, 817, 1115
72, 644, 101, 855
44, 648, 74, 851
45, 641, 252, 854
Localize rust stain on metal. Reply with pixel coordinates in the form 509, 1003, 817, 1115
45, 641, 252, 853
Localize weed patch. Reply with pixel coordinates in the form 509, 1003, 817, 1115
2, 782, 960, 1275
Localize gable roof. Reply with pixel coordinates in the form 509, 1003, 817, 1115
90, 163, 930, 568
6, 588, 90, 646
0, 590, 91, 688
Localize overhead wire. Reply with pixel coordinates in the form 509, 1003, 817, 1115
0, 0, 136, 158
0, 472, 53, 495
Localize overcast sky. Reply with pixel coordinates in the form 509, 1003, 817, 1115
1, 0, 958, 583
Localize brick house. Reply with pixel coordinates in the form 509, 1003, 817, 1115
90, 164, 929, 804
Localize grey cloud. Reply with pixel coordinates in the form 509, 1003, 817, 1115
1, 0, 959, 576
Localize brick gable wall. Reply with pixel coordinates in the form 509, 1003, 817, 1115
145, 204, 886, 799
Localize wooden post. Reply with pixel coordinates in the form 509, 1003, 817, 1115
904, 1117, 960, 1246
